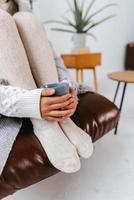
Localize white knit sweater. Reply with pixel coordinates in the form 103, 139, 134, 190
0, 85, 43, 119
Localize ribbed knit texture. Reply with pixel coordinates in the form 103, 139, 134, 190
0, 85, 43, 119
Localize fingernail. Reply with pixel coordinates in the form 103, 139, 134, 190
48, 88, 55, 93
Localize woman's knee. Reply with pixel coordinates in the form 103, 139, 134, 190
13, 11, 47, 34
13, 11, 36, 26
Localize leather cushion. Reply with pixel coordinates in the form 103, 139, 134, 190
0, 92, 119, 198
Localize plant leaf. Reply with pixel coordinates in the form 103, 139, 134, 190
73, 0, 80, 24
45, 0, 117, 35
51, 28, 76, 33
83, 0, 97, 20
74, 0, 79, 13
86, 3, 117, 22
62, 16, 76, 28
84, 14, 116, 32
44, 20, 69, 25
44, 19, 76, 29
71, 0, 82, 32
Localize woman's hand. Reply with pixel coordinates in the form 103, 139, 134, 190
62, 87, 79, 118
40, 88, 75, 122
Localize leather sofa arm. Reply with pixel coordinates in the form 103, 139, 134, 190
0, 92, 119, 199
71, 92, 119, 142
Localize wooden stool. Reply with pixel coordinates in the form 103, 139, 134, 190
61, 53, 101, 93
108, 70, 134, 134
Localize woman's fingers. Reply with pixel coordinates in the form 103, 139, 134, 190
69, 86, 77, 96
40, 87, 79, 121
41, 88, 55, 97
64, 102, 75, 110
46, 109, 72, 118
42, 93, 72, 105
48, 97, 74, 110
64, 96, 78, 109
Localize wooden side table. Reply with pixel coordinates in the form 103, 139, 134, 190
108, 70, 134, 134
61, 53, 101, 93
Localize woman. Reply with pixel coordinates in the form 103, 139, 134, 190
0, 3, 93, 174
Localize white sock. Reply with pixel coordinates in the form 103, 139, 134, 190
59, 118, 94, 159
31, 118, 81, 173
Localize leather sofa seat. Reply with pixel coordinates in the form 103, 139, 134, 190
0, 92, 119, 199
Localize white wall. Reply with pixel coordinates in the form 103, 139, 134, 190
7, 1, 134, 200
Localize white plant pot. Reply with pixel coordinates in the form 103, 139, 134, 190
72, 33, 87, 48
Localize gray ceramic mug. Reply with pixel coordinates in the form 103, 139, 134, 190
42, 82, 69, 96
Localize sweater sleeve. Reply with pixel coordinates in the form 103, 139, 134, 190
0, 85, 43, 119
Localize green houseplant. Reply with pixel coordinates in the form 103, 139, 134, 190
45, 0, 116, 49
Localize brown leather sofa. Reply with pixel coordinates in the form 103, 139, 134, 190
0, 92, 119, 199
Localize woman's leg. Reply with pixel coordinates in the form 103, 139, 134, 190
14, 12, 59, 87
0, 10, 36, 89
13, 12, 93, 159
0, 9, 80, 173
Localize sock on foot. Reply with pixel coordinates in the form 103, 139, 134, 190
59, 118, 94, 159
31, 118, 81, 173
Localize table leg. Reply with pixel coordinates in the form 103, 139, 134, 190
76, 69, 79, 82
76, 69, 83, 83
114, 81, 121, 103
93, 68, 98, 93
78, 69, 82, 83
114, 82, 127, 135
81, 69, 84, 82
